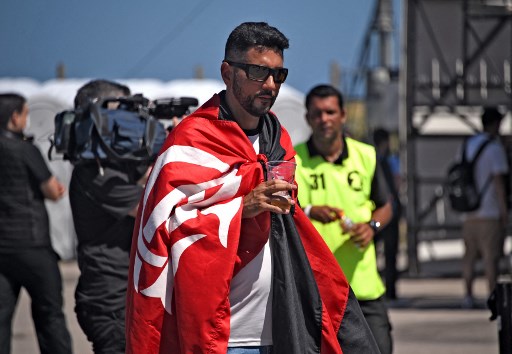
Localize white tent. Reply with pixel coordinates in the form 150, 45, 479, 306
0, 78, 310, 259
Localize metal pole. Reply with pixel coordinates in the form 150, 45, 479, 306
404, 0, 420, 275
376, 0, 395, 68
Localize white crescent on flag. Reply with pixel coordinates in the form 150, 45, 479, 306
133, 144, 242, 313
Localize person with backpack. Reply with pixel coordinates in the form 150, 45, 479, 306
461, 107, 509, 309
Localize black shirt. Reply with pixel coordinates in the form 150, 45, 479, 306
70, 162, 143, 311
0, 130, 52, 251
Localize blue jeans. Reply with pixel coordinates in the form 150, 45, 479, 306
227, 346, 273, 354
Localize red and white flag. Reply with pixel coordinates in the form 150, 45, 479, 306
126, 94, 361, 354
126, 99, 268, 353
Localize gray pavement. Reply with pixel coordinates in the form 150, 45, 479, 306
11, 261, 500, 354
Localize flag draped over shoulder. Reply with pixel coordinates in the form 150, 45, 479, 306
125, 94, 369, 354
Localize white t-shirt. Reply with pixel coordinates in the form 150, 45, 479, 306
228, 134, 273, 346
465, 133, 509, 219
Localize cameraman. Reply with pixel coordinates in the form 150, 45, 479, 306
69, 79, 148, 354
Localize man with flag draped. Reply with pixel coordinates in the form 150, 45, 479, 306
125, 21, 379, 354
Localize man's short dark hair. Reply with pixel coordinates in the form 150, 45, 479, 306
224, 22, 289, 61
305, 84, 344, 111
373, 127, 390, 146
0, 93, 26, 129
74, 79, 131, 109
481, 106, 504, 128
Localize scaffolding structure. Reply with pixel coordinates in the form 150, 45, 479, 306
403, 0, 512, 274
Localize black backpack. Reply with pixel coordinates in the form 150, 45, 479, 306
49, 96, 167, 166
446, 138, 492, 212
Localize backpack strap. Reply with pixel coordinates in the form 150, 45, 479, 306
467, 137, 492, 165
465, 137, 493, 198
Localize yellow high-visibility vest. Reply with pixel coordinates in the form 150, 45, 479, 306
295, 137, 385, 300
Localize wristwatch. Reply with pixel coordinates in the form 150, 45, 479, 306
368, 219, 381, 234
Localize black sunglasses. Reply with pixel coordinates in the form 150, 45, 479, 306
224, 60, 288, 84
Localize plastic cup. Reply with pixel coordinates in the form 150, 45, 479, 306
266, 160, 296, 207
266, 160, 296, 183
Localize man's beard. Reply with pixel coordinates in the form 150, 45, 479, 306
233, 79, 277, 117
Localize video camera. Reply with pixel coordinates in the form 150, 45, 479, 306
104, 94, 199, 120
50, 94, 199, 166
150, 97, 199, 120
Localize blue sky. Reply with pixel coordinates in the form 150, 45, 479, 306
0, 0, 400, 94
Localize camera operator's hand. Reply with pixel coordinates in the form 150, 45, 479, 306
242, 179, 296, 218
166, 115, 187, 136
171, 115, 185, 128
137, 166, 152, 187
